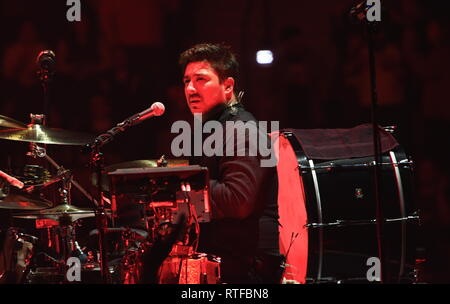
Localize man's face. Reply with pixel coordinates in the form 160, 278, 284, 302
183, 61, 233, 114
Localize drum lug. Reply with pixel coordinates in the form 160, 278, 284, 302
355, 188, 364, 199
382, 125, 397, 134
326, 163, 335, 173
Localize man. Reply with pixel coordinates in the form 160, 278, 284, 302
179, 43, 283, 283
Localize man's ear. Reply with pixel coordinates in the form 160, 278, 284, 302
224, 77, 235, 96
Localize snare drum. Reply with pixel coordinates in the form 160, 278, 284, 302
274, 129, 418, 283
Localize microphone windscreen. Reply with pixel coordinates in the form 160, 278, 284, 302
151, 102, 165, 116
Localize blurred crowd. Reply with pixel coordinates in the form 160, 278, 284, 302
0, 0, 449, 282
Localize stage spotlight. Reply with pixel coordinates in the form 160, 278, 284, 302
256, 50, 274, 65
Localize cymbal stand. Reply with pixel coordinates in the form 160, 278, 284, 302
55, 172, 83, 280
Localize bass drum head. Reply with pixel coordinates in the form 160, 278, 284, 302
273, 132, 309, 283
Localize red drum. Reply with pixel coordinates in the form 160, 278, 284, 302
274, 130, 419, 283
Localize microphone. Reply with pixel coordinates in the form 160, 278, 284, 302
0, 170, 24, 189
36, 50, 56, 71
121, 102, 165, 127
84, 102, 166, 151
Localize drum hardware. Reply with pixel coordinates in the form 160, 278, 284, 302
21, 164, 53, 185
1, 166, 53, 210
86, 226, 148, 283
107, 165, 212, 283
108, 165, 211, 230
12, 170, 93, 281
27, 143, 47, 158
0, 113, 98, 205
307, 158, 324, 282
18, 224, 88, 283
382, 126, 397, 134
305, 215, 421, 228
117, 228, 148, 284
22, 167, 70, 194
23, 138, 99, 206
355, 188, 364, 199
156, 155, 168, 167
389, 150, 408, 279
298, 160, 414, 171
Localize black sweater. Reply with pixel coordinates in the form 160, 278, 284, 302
190, 103, 280, 261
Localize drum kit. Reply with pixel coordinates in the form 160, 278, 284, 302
0, 108, 423, 285
0, 113, 218, 284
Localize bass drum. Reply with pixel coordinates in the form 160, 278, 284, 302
274, 129, 419, 283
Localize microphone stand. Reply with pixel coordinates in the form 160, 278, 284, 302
84, 136, 114, 284
83, 115, 151, 284
350, 0, 387, 283
365, 16, 388, 283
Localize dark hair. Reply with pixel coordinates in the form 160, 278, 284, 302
179, 43, 239, 85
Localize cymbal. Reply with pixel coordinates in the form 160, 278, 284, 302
105, 159, 189, 172
0, 194, 53, 210
0, 124, 95, 145
13, 204, 95, 221
0, 115, 26, 129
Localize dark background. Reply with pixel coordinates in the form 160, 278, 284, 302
0, 0, 449, 283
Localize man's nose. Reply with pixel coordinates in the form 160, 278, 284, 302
186, 81, 196, 93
